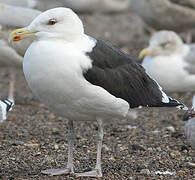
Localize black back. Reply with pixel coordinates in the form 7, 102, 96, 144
84, 38, 184, 108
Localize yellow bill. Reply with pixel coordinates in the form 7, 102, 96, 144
9, 27, 37, 43
139, 48, 155, 59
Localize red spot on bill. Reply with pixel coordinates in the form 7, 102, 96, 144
13, 36, 21, 41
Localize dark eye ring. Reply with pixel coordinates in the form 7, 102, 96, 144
48, 19, 57, 25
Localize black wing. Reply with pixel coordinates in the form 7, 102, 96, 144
84, 38, 184, 108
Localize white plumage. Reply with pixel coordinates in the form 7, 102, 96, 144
24, 36, 129, 122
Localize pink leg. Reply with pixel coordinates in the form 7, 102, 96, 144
8, 69, 16, 102
42, 120, 75, 176
75, 118, 103, 177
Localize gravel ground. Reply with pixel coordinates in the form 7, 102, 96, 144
0, 10, 195, 180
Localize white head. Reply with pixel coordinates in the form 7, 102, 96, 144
139, 30, 184, 59
9, 7, 84, 42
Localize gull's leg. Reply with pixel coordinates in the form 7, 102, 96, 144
42, 119, 75, 176
75, 118, 103, 177
8, 69, 16, 102
185, 31, 192, 44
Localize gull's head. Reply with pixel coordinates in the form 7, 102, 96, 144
9, 7, 84, 42
139, 30, 184, 59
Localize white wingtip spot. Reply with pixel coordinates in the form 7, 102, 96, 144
177, 105, 188, 110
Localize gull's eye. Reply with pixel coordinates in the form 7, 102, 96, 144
161, 42, 170, 48
48, 19, 57, 25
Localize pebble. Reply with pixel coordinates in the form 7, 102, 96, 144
24, 143, 39, 148
177, 170, 186, 176
166, 126, 175, 133
51, 128, 60, 135
128, 144, 146, 154
126, 125, 137, 130
48, 113, 56, 120
170, 151, 181, 158
187, 162, 195, 168
102, 144, 110, 152
140, 169, 150, 175
185, 118, 195, 149
151, 130, 161, 134
54, 144, 59, 150
11, 141, 24, 146
34, 152, 41, 156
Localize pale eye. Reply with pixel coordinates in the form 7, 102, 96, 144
47, 18, 57, 25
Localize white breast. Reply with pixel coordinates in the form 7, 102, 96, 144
142, 55, 195, 92
23, 38, 129, 121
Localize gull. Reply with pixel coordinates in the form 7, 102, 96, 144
0, 4, 41, 121
183, 95, 195, 149
140, 30, 195, 93
0, 99, 14, 123
0, 36, 22, 122
9, 8, 186, 177
0, 3, 41, 28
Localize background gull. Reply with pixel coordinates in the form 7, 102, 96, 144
140, 30, 195, 93
183, 95, 195, 149
10, 8, 185, 177
0, 4, 41, 121
0, 3, 40, 28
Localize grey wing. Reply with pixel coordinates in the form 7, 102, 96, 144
184, 44, 195, 74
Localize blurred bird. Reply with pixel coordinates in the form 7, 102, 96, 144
0, 3, 41, 28
9, 8, 186, 177
0, 4, 40, 121
0, 0, 37, 8
0, 99, 14, 123
131, 0, 195, 42
140, 30, 195, 93
183, 95, 195, 149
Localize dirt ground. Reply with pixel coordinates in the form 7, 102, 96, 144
0, 10, 195, 180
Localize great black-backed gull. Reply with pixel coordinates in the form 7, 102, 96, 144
140, 30, 195, 93
9, 8, 186, 177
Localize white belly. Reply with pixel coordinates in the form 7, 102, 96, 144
23, 40, 129, 121
142, 55, 195, 92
